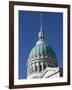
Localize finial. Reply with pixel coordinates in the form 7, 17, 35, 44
40, 14, 43, 31
38, 14, 45, 40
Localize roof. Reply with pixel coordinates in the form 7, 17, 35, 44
29, 43, 56, 59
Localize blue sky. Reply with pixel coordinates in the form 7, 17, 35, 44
19, 10, 63, 79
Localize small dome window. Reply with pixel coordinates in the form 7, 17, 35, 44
41, 35, 42, 39
43, 35, 44, 39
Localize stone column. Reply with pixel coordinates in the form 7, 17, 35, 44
46, 61, 48, 68
34, 62, 36, 73
35, 62, 38, 72
28, 64, 30, 76
27, 64, 30, 76
27, 64, 29, 76
30, 64, 32, 74
37, 61, 40, 72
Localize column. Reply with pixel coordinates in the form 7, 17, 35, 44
35, 62, 38, 72
34, 62, 36, 73
30, 64, 32, 74
37, 61, 40, 72
46, 61, 48, 68
27, 64, 29, 76
28, 64, 30, 75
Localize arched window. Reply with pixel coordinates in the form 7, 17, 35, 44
47, 60, 50, 67
43, 61, 46, 70
43, 35, 44, 39
39, 62, 42, 72
44, 64, 46, 69
41, 35, 42, 39
48, 64, 50, 67
40, 65, 42, 72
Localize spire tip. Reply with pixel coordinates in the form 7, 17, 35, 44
40, 14, 43, 32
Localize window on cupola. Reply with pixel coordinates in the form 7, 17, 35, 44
41, 36, 42, 39
43, 35, 44, 39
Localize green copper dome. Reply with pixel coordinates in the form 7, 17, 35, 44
28, 30, 56, 59
29, 43, 56, 58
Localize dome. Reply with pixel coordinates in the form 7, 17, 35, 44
29, 43, 56, 59
28, 30, 56, 60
